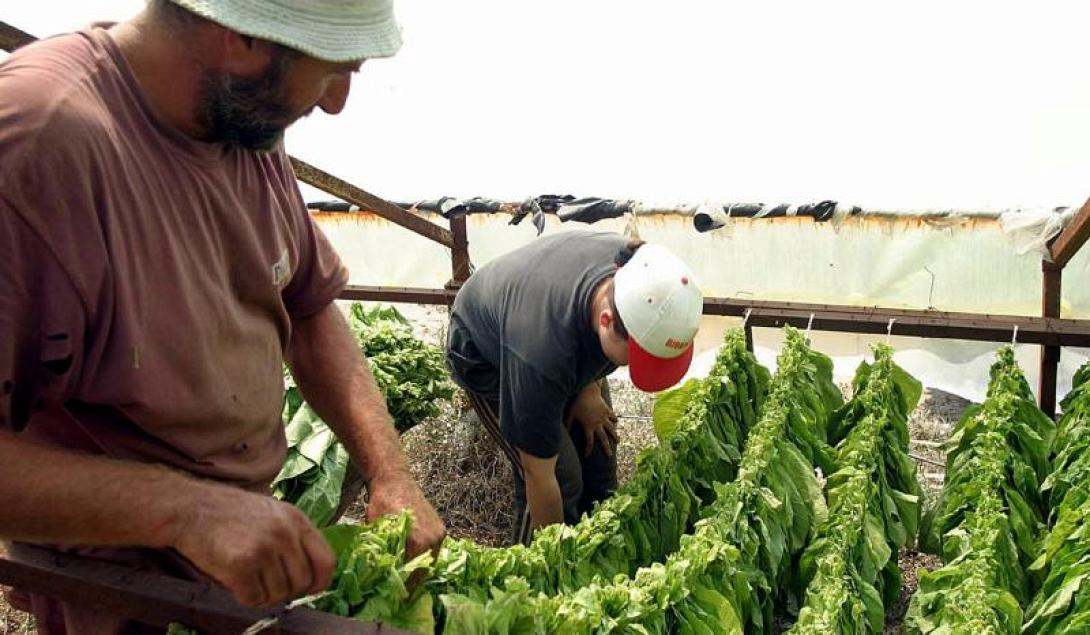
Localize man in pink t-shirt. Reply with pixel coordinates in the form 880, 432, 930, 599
0, 0, 444, 631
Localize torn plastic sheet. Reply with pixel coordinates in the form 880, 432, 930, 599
309, 195, 1087, 262
999, 206, 1080, 260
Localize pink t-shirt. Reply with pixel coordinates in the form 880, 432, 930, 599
0, 27, 348, 492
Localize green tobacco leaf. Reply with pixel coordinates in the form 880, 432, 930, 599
789, 344, 921, 634
652, 378, 702, 441
907, 346, 1054, 634
293, 442, 350, 527
890, 362, 923, 414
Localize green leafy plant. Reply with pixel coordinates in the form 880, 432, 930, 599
274, 304, 455, 526
1022, 362, 1090, 633
789, 344, 923, 633
272, 394, 351, 527
905, 347, 1054, 634
318, 511, 435, 634
347, 304, 455, 434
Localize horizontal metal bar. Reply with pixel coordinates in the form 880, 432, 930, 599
291, 158, 453, 248
0, 20, 35, 52
0, 544, 408, 634
705, 297, 1090, 347
339, 286, 1090, 346
338, 285, 455, 305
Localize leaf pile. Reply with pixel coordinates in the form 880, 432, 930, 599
433, 326, 841, 633
347, 304, 456, 434
789, 343, 923, 633
274, 304, 455, 526
318, 512, 435, 634
1022, 362, 1090, 633
905, 346, 1054, 633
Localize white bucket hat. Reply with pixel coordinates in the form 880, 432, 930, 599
171, 0, 402, 62
613, 244, 703, 392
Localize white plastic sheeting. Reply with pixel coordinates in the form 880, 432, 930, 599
316, 212, 1090, 403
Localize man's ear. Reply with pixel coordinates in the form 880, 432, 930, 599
215, 27, 275, 75
598, 310, 612, 330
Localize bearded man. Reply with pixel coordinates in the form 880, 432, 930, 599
0, 1, 444, 632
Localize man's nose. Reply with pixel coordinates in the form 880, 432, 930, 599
318, 75, 351, 115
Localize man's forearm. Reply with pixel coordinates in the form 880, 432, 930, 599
286, 304, 409, 481
525, 477, 564, 529
519, 451, 564, 529
0, 431, 195, 548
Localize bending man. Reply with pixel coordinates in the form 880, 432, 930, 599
447, 230, 702, 543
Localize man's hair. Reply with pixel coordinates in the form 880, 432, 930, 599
608, 239, 646, 338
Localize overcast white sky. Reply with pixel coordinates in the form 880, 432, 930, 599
5, 1, 1090, 210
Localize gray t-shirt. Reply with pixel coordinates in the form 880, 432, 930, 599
447, 231, 624, 458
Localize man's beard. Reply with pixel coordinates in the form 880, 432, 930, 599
195, 49, 299, 151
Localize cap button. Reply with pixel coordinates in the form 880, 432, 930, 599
681, 276, 689, 285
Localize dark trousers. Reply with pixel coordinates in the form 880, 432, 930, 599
465, 381, 618, 545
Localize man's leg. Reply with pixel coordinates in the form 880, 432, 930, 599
462, 392, 534, 544
464, 391, 585, 542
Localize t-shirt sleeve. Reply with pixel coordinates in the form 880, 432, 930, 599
0, 195, 85, 431
279, 158, 349, 319
498, 352, 571, 459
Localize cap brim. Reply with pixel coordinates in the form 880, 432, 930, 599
627, 339, 694, 392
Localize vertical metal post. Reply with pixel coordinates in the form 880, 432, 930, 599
744, 324, 754, 353
446, 215, 471, 300
1040, 261, 1062, 418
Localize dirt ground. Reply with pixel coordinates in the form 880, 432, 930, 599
0, 544, 33, 635
0, 313, 970, 633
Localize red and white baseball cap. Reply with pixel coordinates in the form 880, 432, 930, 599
613, 244, 703, 392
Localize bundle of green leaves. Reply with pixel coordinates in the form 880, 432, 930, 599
1022, 362, 1090, 632
905, 347, 1054, 634
346, 304, 456, 434
689, 326, 841, 629
789, 344, 923, 633
317, 512, 436, 634
428, 328, 769, 601
273, 304, 455, 526
435, 326, 841, 634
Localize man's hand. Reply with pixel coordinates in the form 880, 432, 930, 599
366, 471, 446, 558
172, 483, 335, 608
567, 382, 619, 457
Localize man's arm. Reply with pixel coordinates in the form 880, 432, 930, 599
0, 431, 334, 607
518, 451, 564, 530
286, 303, 445, 556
